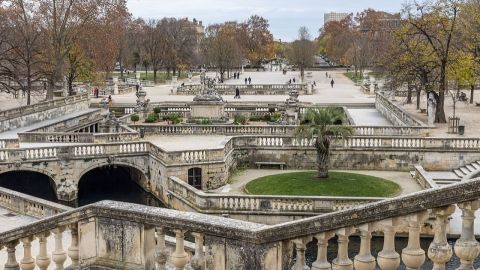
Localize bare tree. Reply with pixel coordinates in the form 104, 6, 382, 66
288, 27, 316, 81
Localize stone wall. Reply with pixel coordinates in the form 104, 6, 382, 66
0, 94, 90, 132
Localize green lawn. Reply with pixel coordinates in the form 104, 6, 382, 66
245, 171, 400, 197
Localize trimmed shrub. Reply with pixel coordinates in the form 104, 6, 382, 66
130, 114, 140, 124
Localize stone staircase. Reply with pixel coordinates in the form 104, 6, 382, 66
426, 160, 480, 186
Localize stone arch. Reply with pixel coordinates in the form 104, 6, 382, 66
77, 161, 150, 186
0, 167, 58, 201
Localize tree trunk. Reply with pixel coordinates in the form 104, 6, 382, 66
470, 84, 474, 104
406, 82, 412, 104
416, 85, 421, 110
435, 64, 447, 123
153, 69, 157, 84
315, 137, 330, 179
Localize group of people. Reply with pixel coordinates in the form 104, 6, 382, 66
232, 72, 241, 79
245, 77, 252, 85
325, 72, 335, 88
288, 77, 297, 84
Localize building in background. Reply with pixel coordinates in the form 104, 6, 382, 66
324, 12, 349, 26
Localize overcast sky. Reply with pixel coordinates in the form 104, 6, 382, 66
127, 0, 405, 41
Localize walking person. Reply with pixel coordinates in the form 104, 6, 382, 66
235, 87, 240, 99
293, 78, 296, 83
108, 95, 113, 107
248, 77, 251, 85
245, 78, 248, 85
136, 83, 139, 93
325, 72, 328, 78
331, 79, 335, 88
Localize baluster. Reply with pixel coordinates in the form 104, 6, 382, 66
36, 232, 51, 270
5, 240, 19, 270
428, 205, 455, 270
402, 211, 428, 270
454, 201, 480, 270
155, 228, 169, 270
190, 233, 205, 270
20, 237, 35, 270
354, 224, 376, 270
377, 218, 400, 270
52, 227, 66, 270
170, 229, 189, 270
292, 236, 312, 270
332, 227, 355, 270
68, 224, 80, 268
312, 232, 334, 270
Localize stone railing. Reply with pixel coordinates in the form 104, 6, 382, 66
0, 179, 480, 269
134, 124, 432, 137
176, 83, 308, 95
0, 93, 88, 120
16, 131, 139, 144
0, 138, 19, 149
167, 149, 226, 164
376, 92, 425, 127
167, 176, 381, 215
413, 165, 437, 189
0, 187, 71, 219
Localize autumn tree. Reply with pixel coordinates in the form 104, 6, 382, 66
241, 15, 275, 65
404, 0, 461, 123
288, 27, 316, 82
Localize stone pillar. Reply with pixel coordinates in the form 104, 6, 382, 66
190, 233, 205, 270
36, 232, 51, 270
52, 227, 67, 270
377, 218, 400, 270
5, 240, 19, 270
428, 205, 455, 270
20, 237, 35, 270
354, 224, 376, 270
312, 232, 334, 270
113, 76, 119, 95
332, 227, 355, 270
402, 211, 429, 270
68, 224, 80, 268
454, 200, 480, 270
292, 236, 313, 270
155, 228, 169, 270
170, 230, 188, 270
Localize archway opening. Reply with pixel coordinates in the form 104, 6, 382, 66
78, 165, 163, 207
188, 167, 202, 189
0, 171, 57, 201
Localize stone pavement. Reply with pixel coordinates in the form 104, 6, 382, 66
394, 92, 480, 137
347, 108, 392, 126
92, 70, 376, 105
216, 169, 421, 196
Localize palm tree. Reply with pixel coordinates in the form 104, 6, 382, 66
296, 107, 354, 178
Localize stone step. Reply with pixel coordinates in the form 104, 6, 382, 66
471, 162, 480, 170
476, 161, 480, 167
466, 165, 476, 172
454, 169, 466, 178
435, 181, 457, 186
460, 167, 471, 175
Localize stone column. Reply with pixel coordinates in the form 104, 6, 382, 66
36, 232, 51, 270
155, 228, 169, 270
402, 211, 429, 270
68, 224, 80, 268
377, 218, 401, 270
354, 224, 376, 270
190, 233, 205, 270
52, 227, 66, 270
428, 205, 455, 270
454, 200, 480, 270
292, 236, 312, 270
312, 232, 334, 270
5, 240, 19, 270
170, 229, 188, 270
332, 227, 355, 270
20, 237, 35, 270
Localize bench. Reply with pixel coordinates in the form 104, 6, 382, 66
255, 161, 286, 170
476, 103, 480, 107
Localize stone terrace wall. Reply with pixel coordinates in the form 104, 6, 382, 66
0, 93, 89, 132
376, 92, 425, 127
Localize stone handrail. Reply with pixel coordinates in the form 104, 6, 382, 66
413, 165, 437, 189
0, 179, 480, 269
16, 131, 139, 144
133, 124, 432, 137
0, 187, 71, 219
0, 138, 19, 149
376, 92, 425, 127
167, 176, 382, 214
176, 83, 308, 95
0, 93, 89, 120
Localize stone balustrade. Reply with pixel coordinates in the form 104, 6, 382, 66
168, 149, 225, 164
413, 165, 437, 189
0, 187, 71, 219
1, 178, 480, 269
0, 139, 18, 149
24, 148, 57, 159
167, 176, 381, 215
18, 132, 95, 143
376, 92, 425, 127
134, 124, 432, 137
176, 83, 308, 95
